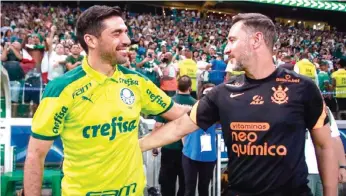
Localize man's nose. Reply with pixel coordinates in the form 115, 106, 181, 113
121, 33, 131, 47
224, 43, 231, 55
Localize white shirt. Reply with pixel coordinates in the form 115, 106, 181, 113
48, 52, 67, 81
305, 108, 340, 174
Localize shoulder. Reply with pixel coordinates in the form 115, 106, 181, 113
65, 55, 73, 61
190, 97, 197, 104
276, 67, 315, 86
43, 66, 87, 98
331, 71, 338, 77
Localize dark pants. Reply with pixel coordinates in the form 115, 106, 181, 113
224, 185, 312, 196
159, 148, 184, 196
182, 154, 215, 196
337, 98, 346, 110
324, 97, 337, 112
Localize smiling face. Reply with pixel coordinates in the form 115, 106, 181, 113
95, 16, 131, 66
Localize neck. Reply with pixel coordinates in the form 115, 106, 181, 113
87, 52, 116, 77
72, 54, 79, 58
245, 54, 276, 80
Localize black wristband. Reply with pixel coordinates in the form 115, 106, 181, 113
340, 165, 346, 169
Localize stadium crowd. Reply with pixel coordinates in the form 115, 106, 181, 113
1, 2, 346, 118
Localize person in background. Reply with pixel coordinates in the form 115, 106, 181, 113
208, 54, 227, 85
46, 25, 66, 82
153, 75, 196, 196
159, 52, 177, 97
65, 43, 83, 71
23, 33, 45, 72
1, 41, 24, 117
294, 52, 319, 86
136, 48, 161, 87
332, 57, 346, 119
318, 61, 337, 115
279, 55, 294, 70
177, 48, 197, 99
126, 48, 137, 71
182, 83, 217, 196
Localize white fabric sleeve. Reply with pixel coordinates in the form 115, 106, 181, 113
327, 107, 340, 137
315, 70, 319, 87
294, 64, 300, 74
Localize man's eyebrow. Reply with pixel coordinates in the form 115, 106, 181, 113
111, 27, 128, 33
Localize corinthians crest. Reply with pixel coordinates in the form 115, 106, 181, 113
271, 85, 288, 105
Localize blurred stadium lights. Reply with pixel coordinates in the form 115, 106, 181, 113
248, 0, 346, 12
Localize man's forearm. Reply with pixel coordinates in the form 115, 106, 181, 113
140, 119, 183, 152
24, 155, 44, 196
315, 146, 338, 196
140, 114, 198, 152
333, 137, 346, 165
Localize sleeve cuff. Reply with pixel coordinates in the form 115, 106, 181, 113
31, 132, 59, 140
155, 99, 174, 116
312, 104, 328, 130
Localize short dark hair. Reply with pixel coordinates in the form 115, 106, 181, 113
282, 55, 291, 61
301, 52, 309, 59
338, 57, 346, 68
232, 13, 277, 50
71, 43, 80, 48
76, 5, 122, 54
178, 75, 192, 92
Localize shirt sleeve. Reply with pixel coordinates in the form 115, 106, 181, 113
31, 81, 72, 140
327, 107, 340, 137
188, 86, 220, 130
304, 79, 329, 131
65, 56, 72, 64
294, 64, 300, 74
331, 72, 336, 79
315, 70, 319, 87
155, 116, 166, 124
140, 77, 173, 116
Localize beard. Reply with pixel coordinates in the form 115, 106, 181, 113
232, 61, 245, 71
99, 47, 128, 66
231, 45, 252, 72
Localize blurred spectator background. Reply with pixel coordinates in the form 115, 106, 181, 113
1, 1, 345, 119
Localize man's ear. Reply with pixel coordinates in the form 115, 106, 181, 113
252, 32, 264, 49
84, 34, 98, 50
